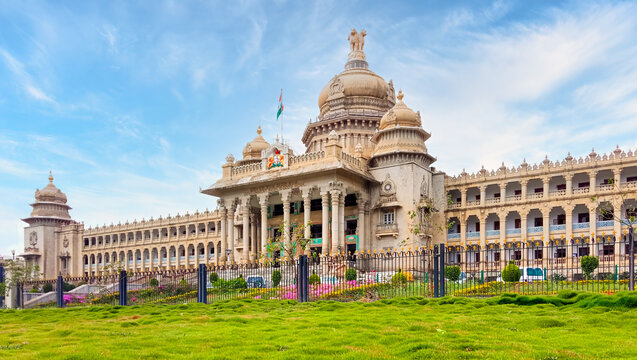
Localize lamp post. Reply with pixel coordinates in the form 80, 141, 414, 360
225, 249, 232, 263
11, 250, 15, 260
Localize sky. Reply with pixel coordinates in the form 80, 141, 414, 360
1, 0, 637, 256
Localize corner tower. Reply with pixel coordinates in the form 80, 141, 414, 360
301, 29, 396, 156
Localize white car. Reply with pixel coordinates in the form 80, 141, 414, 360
519, 267, 544, 282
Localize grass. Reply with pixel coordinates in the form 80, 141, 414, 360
2, 292, 637, 359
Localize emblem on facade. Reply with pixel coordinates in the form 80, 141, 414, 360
63, 236, 69, 248
29, 231, 38, 246
267, 148, 285, 170
420, 176, 429, 198
380, 174, 396, 196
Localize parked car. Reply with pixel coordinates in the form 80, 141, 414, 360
247, 276, 265, 288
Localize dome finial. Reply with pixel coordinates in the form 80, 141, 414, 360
397, 90, 404, 101
48, 171, 53, 183
257, 125, 262, 136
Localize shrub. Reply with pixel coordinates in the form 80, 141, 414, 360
272, 270, 282, 287
63, 282, 75, 292
309, 272, 321, 285
445, 266, 461, 281
550, 273, 567, 282
42, 283, 54, 293
501, 261, 522, 283
209, 272, 219, 283
581, 256, 599, 279
345, 268, 357, 281
391, 269, 407, 285
179, 277, 188, 287
0, 282, 5, 296
231, 275, 247, 289
29, 286, 39, 293
149, 278, 159, 287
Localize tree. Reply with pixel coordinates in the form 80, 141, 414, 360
264, 221, 312, 261
2, 260, 41, 289
445, 265, 461, 282
502, 261, 522, 283
591, 178, 637, 289
580, 256, 599, 280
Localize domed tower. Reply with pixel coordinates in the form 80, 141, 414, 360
21, 172, 75, 278
237, 126, 270, 165
368, 91, 439, 249
302, 29, 396, 156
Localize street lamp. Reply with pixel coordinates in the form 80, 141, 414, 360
225, 249, 232, 263
11, 250, 15, 260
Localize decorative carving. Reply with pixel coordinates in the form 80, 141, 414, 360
348, 28, 366, 52
226, 154, 235, 163
63, 236, 69, 248
29, 231, 38, 246
420, 176, 429, 199
387, 80, 395, 102
328, 75, 344, 97
380, 174, 396, 196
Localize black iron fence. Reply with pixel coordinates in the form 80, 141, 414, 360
15, 245, 637, 308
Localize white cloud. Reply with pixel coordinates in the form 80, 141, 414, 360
0, 47, 57, 105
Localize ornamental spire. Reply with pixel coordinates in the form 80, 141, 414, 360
48, 171, 53, 183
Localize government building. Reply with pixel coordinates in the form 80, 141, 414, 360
18, 30, 637, 278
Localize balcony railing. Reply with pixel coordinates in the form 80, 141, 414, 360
466, 200, 480, 207
597, 184, 613, 192
573, 187, 590, 194
188, 255, 195, 261
527, 226, 543, 234
447, 233, 460, 239
527, 193, 543, 199
506, 228, 521, 235
549, 224, 566, 231
376, 223, 398, 232
467, 232, 480, 238
506, 195, 522, 202
485, 198, 500, 205
573, 222, 590, 230
448, 203, 462, 209
596, 220, 614, 228
550, 189, 566, 197
624, 180, 637, 189
486, 230, 500, 237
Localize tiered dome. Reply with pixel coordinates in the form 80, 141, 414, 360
23, 172, 73, 224
318, 69, 389, 110
35, 172, 68, 204
379, 91, 421, 130
241, 126, 270, 161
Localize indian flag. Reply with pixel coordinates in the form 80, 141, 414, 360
277, 89, 283, 119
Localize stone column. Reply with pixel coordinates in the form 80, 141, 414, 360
589, 170, 597, 195
479, 215, 486, 271
250, 212, 257, 261
301, 187, 312, 249
500, 183, 507, 204
543, 177, 550, 199
259, 194, 269, 261
499, 212, 507, 268
590, 207, 597, 257
321, 190, 330, 255
521, 180, 528, 202
227, 201, 236, 262
281, 190, 292, 257
521, 215, 528, 263
479, 185, 486, 206
461, 189, 467, 207
242, 198, 250, 263
331, 190, 341, 254
339, 193, 345, 252
542, 212, 550, 267
460, 216, 467, 245
614, 168, 621, 187
614, 198, 622, 262
566, 173, 573, 195
357, 197, 366, 252
566, 206, 574, 267
220, 207, 227, 264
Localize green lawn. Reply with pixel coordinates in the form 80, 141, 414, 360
2, 292, 637, 359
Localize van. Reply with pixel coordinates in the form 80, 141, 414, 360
520, 267, 544, 282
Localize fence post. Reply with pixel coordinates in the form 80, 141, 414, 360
433, 245, 439, 298
629, 227, 634, 291
298, 255, 308, 303
57, 275, 64, 308
198, 264, 207, 304
119, 270, 127, 306
439, 245, 445, 297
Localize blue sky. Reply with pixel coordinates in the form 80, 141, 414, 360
1, 0, 637, 256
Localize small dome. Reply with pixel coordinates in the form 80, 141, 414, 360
35, 172, 68, 204
242, 126, 270, 160
318, 68, 389, 110
379, 91, 421, 130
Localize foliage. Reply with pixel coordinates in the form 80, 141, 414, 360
264, 221, 313, 260
209, 272, 219, 283
391, 269, 407, 285
0, 282, 5, 297
445, 266, 461, 281
2, 260, 41, 288
29, 286, 39, 293
42, 283, 54, 293
550, 273, 567, 282
345, 268, 357, 281
580, 256, 599, 279
149, 278, 159, 288
179, 277, 188, 287
62, 282, 76, 292
271, 270, 282, 287
309, 272, 320, 285
502, 260, 522, 283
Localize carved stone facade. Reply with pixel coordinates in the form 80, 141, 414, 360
19, 30, 636, 278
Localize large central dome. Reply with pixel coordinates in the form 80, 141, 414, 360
318, 67, 389, 110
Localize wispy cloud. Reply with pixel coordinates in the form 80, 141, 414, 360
0, 47, 57, 105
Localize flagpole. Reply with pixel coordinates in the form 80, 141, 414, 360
280, 89, 283, 143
